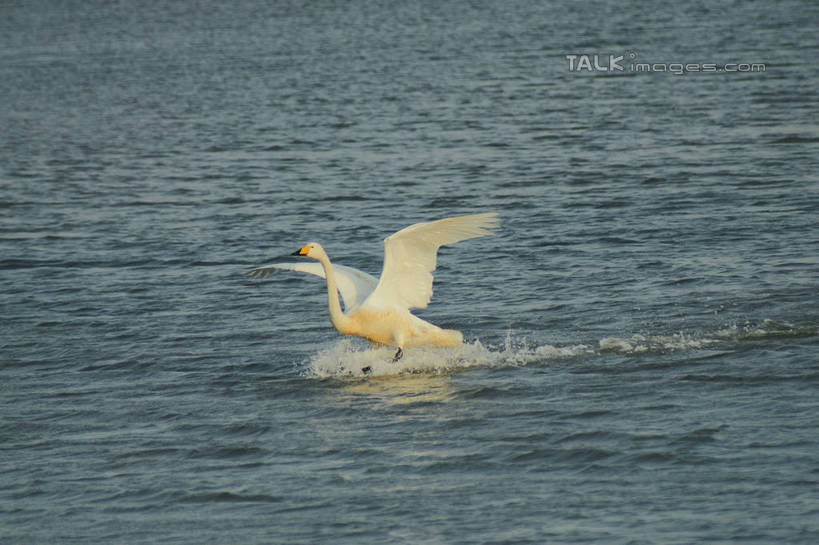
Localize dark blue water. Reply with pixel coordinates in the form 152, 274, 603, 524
2, 1, 818, 543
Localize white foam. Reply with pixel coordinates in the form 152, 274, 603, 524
713, 318, 818, 341
305, 334, 593, 379
599, 332, 717, 354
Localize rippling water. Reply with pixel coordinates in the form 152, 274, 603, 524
2, 1, 818, 543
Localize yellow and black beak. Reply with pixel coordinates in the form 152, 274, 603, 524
291, 246, 310, 256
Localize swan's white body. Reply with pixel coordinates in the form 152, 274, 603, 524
249, 213, 498, 353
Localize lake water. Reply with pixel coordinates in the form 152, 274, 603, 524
1, 1, 818, 543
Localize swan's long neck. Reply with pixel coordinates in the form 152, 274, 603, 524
317, 254, 350, 333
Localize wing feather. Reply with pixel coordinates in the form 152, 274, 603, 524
362, 212, 498, 310
248, 262, 378, 311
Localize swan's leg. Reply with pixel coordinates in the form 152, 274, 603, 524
392, 348, 403, 362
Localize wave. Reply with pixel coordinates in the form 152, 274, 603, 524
305, 319, 818, 379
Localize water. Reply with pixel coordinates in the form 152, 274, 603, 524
2, 0, 818, 543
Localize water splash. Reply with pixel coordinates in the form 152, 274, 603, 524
304, 319, 818, 379
713, 318, 819, 341
307, 334, 590, 378
598, 332, 717, 354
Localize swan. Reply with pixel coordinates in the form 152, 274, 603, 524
248, 212, 499, 362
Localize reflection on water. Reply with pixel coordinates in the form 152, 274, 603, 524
345, 373, 458, 405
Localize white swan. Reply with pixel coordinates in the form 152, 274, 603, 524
249, 212, 499, 361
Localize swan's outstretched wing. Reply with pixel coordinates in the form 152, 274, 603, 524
362, 212, 499, 310
248, 262, 378, 311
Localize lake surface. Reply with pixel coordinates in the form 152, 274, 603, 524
1, 1, 818, 543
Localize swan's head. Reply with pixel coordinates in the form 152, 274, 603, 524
292, 242, 326, 260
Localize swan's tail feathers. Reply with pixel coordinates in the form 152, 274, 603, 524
418, 326, 463, 348
440, 328, 464, 348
